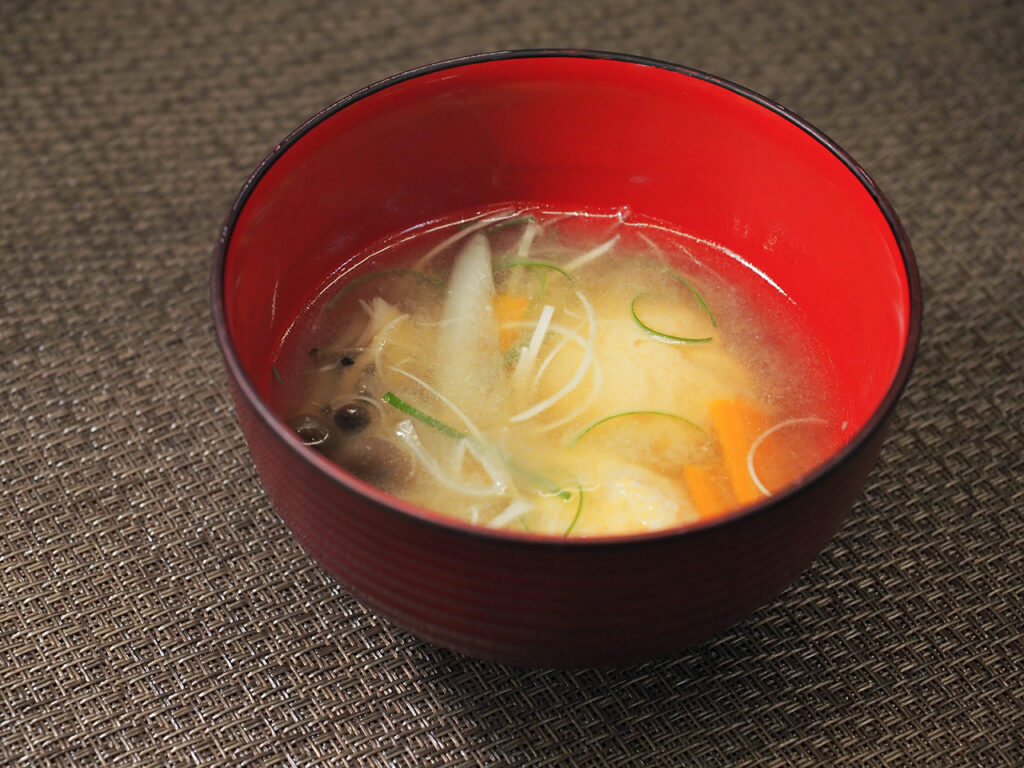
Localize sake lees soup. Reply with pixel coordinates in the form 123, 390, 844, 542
271, 209, 847, 537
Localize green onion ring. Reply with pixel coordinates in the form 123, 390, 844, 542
570, 410, 705, 447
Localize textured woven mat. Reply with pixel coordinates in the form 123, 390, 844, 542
2, 0, 1022, 765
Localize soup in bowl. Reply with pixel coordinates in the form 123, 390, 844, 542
212, 51, 920, 667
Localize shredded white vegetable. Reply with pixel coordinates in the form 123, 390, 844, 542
499, 319, 600, 429
393, 420, 506, 497
386, 366, 512, 489
486, 498, 534, 529
413, 209, 522, 269
355, 297, 403, 347
563, 234, 619, 272
462, 434, 513, 488
512, 304, 554, 390
333, 310, 408, 406
747, 417, 829, 496
516, 219, 541, 259
388, 365, 488, 445
449, 437, 469, 472
531, 328, 579, 390
510, 290, 596, 423
370, 313, 409, 377
537, 354, 602, 433
510, 345, 530, 387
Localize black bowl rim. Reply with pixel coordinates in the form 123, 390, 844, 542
210, 48, 922, 549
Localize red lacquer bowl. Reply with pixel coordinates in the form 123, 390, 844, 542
211, 51, 920, 667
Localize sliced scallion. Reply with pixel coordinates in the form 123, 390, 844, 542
670, 272, 717, 327
271, 366, 283, 384
564, 486, 584, 536
382, 390, 571, 501
570, 409, 705, 447
502, 456, 573, 501
631, 294, 713, 344
529, 266, 549, 311
500, 260, 572, 280
382, 392, 466, 440
488, 215, 536, 232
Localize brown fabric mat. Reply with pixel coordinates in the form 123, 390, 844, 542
2, 1, 1021, 765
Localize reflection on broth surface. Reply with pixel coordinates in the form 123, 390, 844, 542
271, 208, 847, 537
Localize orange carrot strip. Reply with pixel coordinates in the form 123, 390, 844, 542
683, 464, 736, 520
493, 294, 530, 350
709, 398, 767, 506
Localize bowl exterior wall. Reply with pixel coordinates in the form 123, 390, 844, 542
230, 375, 889, 667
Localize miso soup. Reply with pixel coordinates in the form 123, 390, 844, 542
270, 208, 848, 537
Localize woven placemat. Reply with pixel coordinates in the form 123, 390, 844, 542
1, 1, 1021, 765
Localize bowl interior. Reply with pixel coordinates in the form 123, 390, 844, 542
223, 54, 913, 468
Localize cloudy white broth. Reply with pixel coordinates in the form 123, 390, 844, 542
270, 208, 847, 537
